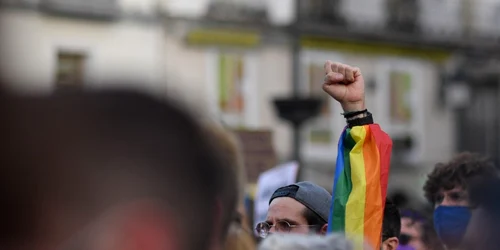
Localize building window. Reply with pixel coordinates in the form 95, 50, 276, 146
55, 52, 86, 90
389, 71, 413, 124
208, 51, 258, 128
218, 53, 245, 124
375, 59, 425, 163
299, 0, 343, 23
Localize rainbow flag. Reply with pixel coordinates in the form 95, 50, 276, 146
327, 124, 392, 250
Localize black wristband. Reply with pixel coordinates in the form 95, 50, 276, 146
347, 112, 374, 128
342, 109, 368, 119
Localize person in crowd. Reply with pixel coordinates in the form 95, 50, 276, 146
258, 233, 371, 250
399, 209, 426, 250
323, 61, 392, 250
383, 200, 401, 250
258, 181, 331, 235
0, 89, 237, 250
256, 182, 400, 250
423, 152, 498, 249
461, 178, 500, 250
204, 124, 255, 250
398, 209, 444, 250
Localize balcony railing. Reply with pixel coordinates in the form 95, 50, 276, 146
205, 1, 267, 24
40, 0, 119, 20
298, 0, 345, 25
298, 0, 500, 41
386, 0, 419, 33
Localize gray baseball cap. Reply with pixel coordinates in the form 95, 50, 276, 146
269, 181, 332, 222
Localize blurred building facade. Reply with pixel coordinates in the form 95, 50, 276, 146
0, 0, 167, 94
1, 0, 500, 206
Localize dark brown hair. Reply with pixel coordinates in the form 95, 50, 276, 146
423, 152, 498, 204
0, 89, 230, 250
203, 125, 241, 242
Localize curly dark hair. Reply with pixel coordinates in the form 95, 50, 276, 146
423, 152, 498, 204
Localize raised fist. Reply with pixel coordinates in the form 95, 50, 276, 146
323, 61, 365, 112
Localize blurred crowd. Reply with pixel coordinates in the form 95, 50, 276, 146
0, 61, 499, 250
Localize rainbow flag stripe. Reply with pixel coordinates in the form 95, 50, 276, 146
327, 124, 392, 250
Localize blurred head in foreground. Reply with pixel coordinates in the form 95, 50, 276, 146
258, 233, 371, 250
462, 178, 500, 250
0, 89, 236, 250
204, 124, 255, 250
423, 152, 497, 248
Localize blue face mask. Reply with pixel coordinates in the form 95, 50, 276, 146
433, 206, 471, 248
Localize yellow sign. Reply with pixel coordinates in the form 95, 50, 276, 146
301, 36, 451, 62
186, 29, 261, 47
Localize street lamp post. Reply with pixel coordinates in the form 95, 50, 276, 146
291, 0, 301, 97
273, 97, 322, 179
271, 0, 323, 180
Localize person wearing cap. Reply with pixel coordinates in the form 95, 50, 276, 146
256, 182, 331, 236
256, 182, 401, 250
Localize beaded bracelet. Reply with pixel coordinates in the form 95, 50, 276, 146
342, 109, 368, 119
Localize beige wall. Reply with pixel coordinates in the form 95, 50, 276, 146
0, 9, 165, 94
256, 46, 294, 159
162, 36, 294, 158
163, 35, 211, 109
161, 0, 210, 18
